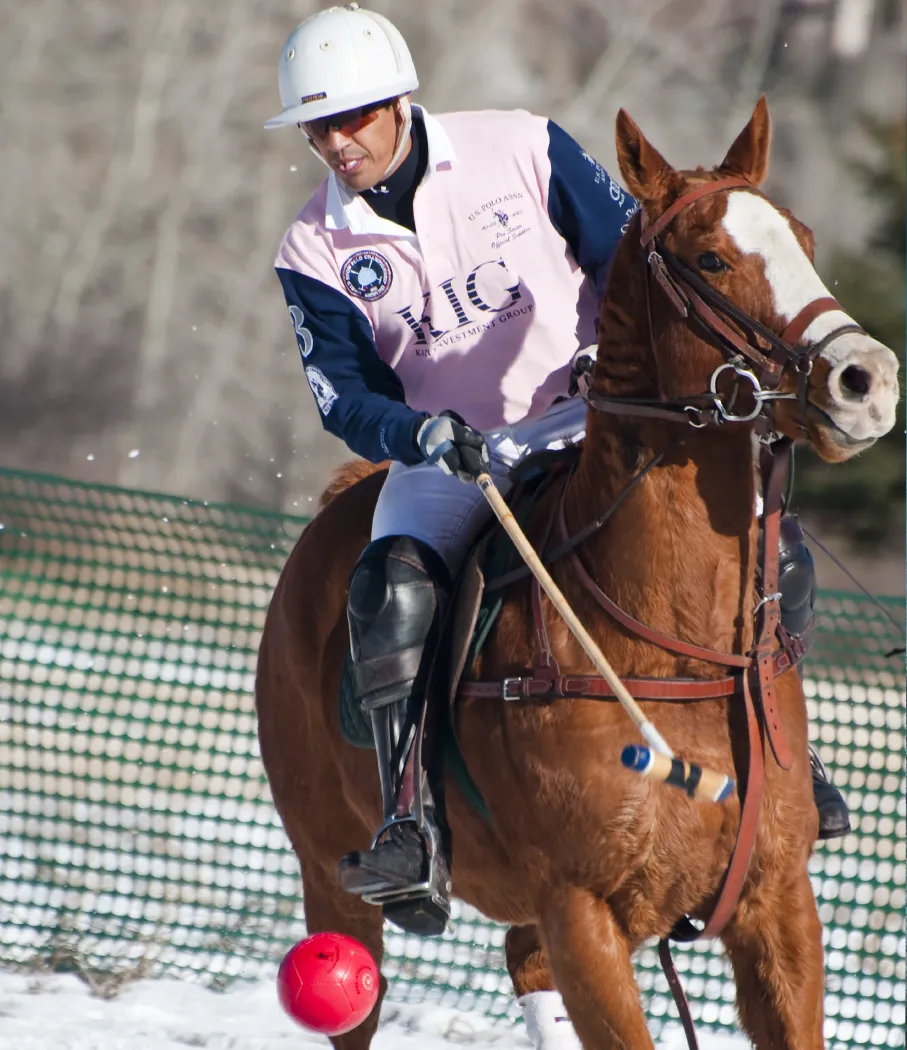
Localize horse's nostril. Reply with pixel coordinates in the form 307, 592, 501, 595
839, 364, 872, 397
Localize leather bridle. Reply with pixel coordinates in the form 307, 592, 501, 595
581, 176, 865, 433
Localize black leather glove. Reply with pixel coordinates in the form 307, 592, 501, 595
415, 410, 490, 484
568, 346, 596, 397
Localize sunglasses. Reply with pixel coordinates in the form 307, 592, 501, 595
303, 101, 391, 141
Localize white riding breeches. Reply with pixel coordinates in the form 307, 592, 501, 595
371, 397, 587, 572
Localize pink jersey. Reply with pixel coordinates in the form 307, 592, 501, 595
275, 106, 636, 464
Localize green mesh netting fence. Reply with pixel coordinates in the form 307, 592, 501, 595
0, 467, 903, 1047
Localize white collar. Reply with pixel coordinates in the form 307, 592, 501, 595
419, 106, 458, 173
324, 105, 456, 237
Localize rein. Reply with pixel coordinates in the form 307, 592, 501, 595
458, 176, 845, 1049
482, 447, 668, 595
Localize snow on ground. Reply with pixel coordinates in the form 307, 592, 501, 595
0, 971, 750, 1050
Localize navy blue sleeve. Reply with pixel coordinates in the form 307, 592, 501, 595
277, 267, 428, 465
546, 120, 639, 296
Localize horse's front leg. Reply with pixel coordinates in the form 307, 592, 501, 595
540, 888, 654, 1050
721, 868, 825, 1050
505, 924, 582, 1050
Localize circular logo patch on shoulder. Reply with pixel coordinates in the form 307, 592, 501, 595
341, 250, 393, 302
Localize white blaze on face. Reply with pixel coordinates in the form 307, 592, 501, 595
721, 191, 899, 443
721, 192, 848, 342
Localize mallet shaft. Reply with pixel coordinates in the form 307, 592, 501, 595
476, 473, 668, 750
474, 471, 736, 802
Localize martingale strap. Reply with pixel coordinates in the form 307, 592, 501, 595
656, 441, 792, 1047
558, 498, 752, 669
753, 440, 795, 768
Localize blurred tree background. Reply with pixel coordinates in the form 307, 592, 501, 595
795, 115, 906, 546
0, 0, 903, 571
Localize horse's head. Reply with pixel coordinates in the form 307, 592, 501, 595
611, 96, 899, 461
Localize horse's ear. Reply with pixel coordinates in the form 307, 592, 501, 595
615, 109, 674, 203
719, 96, 771, 186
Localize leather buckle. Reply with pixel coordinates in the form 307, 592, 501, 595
754, 591, 782, 615
502, 677, 522, 700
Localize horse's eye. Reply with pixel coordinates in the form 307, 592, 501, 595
698, 252, 727, 273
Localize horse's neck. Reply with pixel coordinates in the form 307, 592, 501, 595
558, 229, 760, 669
566, 420, 758, 670
566, 230, 760, 667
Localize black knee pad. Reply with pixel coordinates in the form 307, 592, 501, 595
348, 536, 450, 711
777, 516, 816, 637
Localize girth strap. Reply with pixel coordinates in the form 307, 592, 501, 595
457, 650, 799, 702
461, 674, 741, 702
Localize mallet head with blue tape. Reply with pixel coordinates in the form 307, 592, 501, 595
622, 745, 735, 803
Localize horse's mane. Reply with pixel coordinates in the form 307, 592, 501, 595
318, 459, 388, 509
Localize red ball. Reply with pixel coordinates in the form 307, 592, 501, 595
277, 932, 380, 1036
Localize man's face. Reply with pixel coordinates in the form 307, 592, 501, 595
304, 100, 405, 191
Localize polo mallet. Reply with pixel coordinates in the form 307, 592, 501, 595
469, 464, 734, 804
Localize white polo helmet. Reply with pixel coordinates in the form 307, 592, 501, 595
264, 3, 418, 131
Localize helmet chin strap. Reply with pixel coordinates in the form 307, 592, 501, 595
304, 132, 331, 169
381, 95, 412, 179
299, 96, 413, 183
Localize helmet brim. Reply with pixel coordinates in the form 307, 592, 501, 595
263, 81, 417, 131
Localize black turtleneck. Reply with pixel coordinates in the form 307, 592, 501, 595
359, 113, 428, 233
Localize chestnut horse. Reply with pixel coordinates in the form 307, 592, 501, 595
255, 98, 899, 1049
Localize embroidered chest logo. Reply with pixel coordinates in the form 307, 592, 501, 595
341, 250, 393, 302
468, 192, 529, 249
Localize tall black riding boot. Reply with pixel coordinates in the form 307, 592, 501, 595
809, 744, 852, 840
778, 516, 851, 840
336, 535, 452, 936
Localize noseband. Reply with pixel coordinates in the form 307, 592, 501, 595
582, 176, 865, 431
